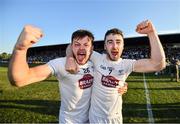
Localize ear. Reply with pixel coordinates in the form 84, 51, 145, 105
104, 43, 106, 50
91, 45, 94, 52
70, 43, 73, 50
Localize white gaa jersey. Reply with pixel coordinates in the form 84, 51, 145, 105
47, 57, 94, 123
89, 51, 136, 121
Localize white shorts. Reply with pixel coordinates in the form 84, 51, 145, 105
89, 113, 123, 124
59, 112, 89, 123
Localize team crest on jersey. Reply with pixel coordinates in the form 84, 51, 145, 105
79, 74, 93, 89
118, 70, 124, 75
101, 75, 119, 88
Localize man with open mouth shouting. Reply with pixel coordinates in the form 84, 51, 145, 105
8, 27, 94, 123
66, 20, 166, 123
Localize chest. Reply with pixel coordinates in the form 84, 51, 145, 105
95, 62, 126, 77
64, 65, 94, 89
94, 61, 128, 88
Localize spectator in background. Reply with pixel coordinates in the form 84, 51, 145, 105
170, 59, 179, 82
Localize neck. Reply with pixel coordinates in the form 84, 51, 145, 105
106, 54, 121, 61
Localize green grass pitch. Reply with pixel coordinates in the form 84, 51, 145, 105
0, 66, 180, 123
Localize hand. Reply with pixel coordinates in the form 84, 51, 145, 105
15, 25, 43, 50
118, 83, 128, 95
136, 20, 156, 35
65, 57, 79, 74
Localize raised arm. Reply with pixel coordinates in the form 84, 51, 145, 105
8, 25, 51, 87
134, 20, 166, 72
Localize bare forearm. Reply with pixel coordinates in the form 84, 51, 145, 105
65, 44, 79, 73
66, 44, 73, 57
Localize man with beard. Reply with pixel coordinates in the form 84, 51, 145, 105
8, 25, 94, 123
66, 20, 166, 123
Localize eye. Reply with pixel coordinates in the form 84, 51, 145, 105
84, 43, 90, 47
116, 39, 122, 44
107, 40, 113, 44
74, 43, 80, 47
116, 41, 121, 44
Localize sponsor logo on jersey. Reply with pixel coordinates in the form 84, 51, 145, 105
79, 74, 93, 89
101, 75, 119, 88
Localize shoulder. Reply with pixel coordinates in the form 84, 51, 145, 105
46, 57, 67, 76
121, 59, 136, 65
92, 51, 103, 58
86, 60, 94, 66
122, 59, 136, 62
47, 57, 66, 68
90, 51, 103, 64
48, 57, 66, 63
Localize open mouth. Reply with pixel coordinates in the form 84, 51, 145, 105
77, 52, 86, 62
111, 51, 118, 56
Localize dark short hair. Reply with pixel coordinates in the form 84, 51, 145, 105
104, 28, 124, 41
71, 29, 94, 44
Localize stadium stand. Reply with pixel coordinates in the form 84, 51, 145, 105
27, 33, 180, 64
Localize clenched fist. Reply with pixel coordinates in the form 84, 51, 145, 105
15, 25, 43, 50
136, 20, 156, 35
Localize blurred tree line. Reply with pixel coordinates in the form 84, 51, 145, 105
0, 52, 11, 60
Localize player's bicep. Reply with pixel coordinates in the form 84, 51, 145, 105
134, 59, 157, 72
29, 64, 52, 83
